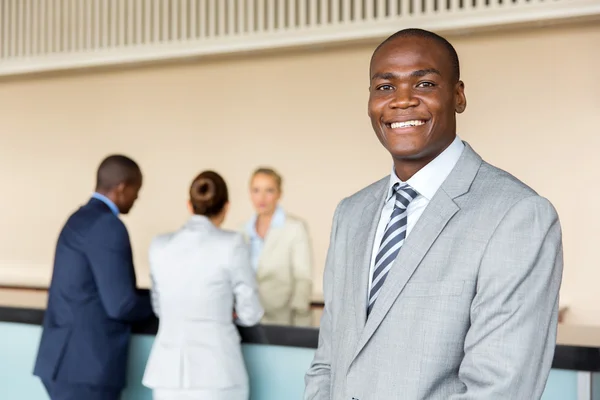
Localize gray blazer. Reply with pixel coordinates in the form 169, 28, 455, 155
143, 216, 263, 391
305, 143, 563, 400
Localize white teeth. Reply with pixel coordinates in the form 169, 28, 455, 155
390, 120, 425, 129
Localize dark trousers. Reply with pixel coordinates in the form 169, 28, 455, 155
42, 379, 121, 400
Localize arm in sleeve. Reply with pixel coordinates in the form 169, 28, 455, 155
147, 237, 164, 317
290, 220, 313, 325
149, 272, 160, 317
85, 215, 153, 322
229, 234, 264, 327
450, 196, 563, 400
304, 200, 344, 400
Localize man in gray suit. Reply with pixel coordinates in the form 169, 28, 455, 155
305, 28, 563, 400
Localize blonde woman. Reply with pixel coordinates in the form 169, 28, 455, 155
244, 167, 313, 326
143, 171, 263, 400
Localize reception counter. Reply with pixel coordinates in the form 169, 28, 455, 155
1, 288, 599, 399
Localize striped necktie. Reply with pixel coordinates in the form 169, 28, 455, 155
367, 183, 418, 317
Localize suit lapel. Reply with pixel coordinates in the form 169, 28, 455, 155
350, 142, 482, 362
350, 184, 387, 336
352, 191, 459, 361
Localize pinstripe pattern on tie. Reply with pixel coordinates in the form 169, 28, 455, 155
367, 183, 418, 317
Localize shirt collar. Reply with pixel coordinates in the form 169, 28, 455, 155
245, 206, 286, 239
92, 192, 120, 216
385, 135, 465, 202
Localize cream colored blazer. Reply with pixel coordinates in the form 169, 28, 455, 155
243, 214, 313, 326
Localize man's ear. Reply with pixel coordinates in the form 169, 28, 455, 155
455, 81, 467, 114
115, 182, 126, 196
187, 200, 194, 214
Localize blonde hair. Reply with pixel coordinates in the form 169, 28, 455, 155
251, 167, 283, 191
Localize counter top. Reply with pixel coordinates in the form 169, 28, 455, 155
0, 287, 319, 349
1, 288, 599, 372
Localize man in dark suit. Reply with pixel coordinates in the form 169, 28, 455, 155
34, 154, 153, 400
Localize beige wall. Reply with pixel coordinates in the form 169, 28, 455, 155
0, 23, 598, 324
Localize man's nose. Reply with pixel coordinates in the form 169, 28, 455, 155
389, 86, 419, 109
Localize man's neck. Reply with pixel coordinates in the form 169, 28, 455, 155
393, 138, 456, 181
92, 191, 120, 216
95, 189, 116, 202
394, 155, 441, 181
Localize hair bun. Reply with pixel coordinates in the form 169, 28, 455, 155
191, 178, 216, 203
189, 171, 229, 217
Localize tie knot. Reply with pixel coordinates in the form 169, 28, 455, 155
393, 183, 418, 209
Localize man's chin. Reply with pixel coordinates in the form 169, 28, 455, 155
388, 145, 427, 161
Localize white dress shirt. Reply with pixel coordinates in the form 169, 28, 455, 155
367, 135, 465, 295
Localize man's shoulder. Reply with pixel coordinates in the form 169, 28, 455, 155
475, 160, 539, 203
340, 176, 388, 209
465, 157, 560, 228
69, 198, 116, 220
66, 200, 126, 238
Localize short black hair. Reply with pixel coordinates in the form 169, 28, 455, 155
372, 28, 460, 83
95, 155, 141, 192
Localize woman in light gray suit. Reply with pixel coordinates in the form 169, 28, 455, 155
143, 171, 263, 400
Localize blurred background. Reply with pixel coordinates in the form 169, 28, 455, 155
0, 1, 599, 398
0, 0, 599, 325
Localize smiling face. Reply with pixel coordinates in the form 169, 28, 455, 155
368, 36, 466, 179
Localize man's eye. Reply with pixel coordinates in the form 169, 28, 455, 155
417, 81, 435, 88
377, 84, 394, 91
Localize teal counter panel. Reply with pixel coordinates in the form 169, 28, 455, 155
0, 322, 587, 400
122, 335, 314, 400
0, 322, 46, 399
542, 369, 579, 400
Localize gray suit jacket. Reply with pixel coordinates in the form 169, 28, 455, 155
305, 143, 563, 400
143, 216, 263, 391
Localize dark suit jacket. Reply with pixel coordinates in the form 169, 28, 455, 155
33, 198, 153, 389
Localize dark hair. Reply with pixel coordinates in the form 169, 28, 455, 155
372, 28, 460, 83
95, 154, 141, 192
251, 167, 283, 191
189, 171, 229, 217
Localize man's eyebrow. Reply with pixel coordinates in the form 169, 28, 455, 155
370, 72, 398, 81
411, 68, 441, 77
370, 68, 442, 80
